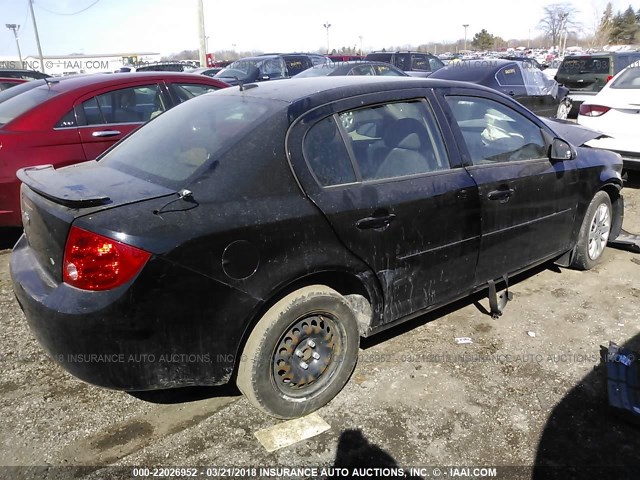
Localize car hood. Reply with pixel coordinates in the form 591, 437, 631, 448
540, 118, 609, 146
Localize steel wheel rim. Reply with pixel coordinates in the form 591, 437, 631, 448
272, 313, 343, 398
588, 203, 610, 260
556, 102, 569, 120
340, 112, 354, 131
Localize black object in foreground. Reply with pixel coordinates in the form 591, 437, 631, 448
604, 342, 640, 424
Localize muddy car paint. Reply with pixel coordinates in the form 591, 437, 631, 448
10, 77, 624, 415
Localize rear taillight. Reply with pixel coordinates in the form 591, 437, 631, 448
579, 104, 611, 117
63, 226, 151, 291
606, 75, 613, 83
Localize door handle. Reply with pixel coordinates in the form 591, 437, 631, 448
487, 188, 515, 202
356, 213, 396, 230
92, 130, 121, 137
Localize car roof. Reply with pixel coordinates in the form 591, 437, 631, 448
23, 72, 226, 94
214, 76, 494, 106
430, 59, 517, 81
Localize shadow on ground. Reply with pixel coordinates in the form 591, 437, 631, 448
534, 333, 640, 479
0, 228, 21, 251
128, 383, 241, 404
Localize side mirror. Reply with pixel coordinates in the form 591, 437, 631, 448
550, 137, 576, 161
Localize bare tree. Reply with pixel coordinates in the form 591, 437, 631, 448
538, 3, 581, 48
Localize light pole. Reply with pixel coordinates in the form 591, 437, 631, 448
462, 24, 469, 52
358, 35, 363, 56
28, 0, 45, 73
323, 22, 332, 54
5, 24, 23, 68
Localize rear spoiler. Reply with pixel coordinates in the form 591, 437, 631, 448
17, 164, 111, 208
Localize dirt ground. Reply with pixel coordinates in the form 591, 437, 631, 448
1, 177, 639, 480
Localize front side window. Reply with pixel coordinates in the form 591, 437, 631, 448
446, 96, 547, 165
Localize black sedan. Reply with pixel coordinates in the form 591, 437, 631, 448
294, 60, 408, 78
11, 77, 624, 419
430, 59, 571, 118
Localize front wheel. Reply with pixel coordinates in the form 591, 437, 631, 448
570, 191, 612, 270
237, 285, 360, 418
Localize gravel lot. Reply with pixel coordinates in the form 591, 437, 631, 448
1, 177, 639, 479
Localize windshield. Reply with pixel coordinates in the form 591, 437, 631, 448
611, 64, 640, 89
0, 84, 59, 126
99, 94, 284, 190
559, 57, 610, 75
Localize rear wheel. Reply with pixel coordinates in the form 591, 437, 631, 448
556, 99, 571, 120
570, 191, 612, 270
237, 285, 359, 418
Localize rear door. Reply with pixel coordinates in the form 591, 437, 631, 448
288, 89, 481, 324
74, 82, 164, 160
439, 88, 580, 285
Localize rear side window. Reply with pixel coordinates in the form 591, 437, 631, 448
411, 55, 429, 71
365, 53, 392, 64
81, 84, 162, 125
304, 117, 356, 186
611, 64, 640, 89
0, 86, 59, 126
99, 95, 281, 188
496, 65, 524, 86
338, 101, 450, 181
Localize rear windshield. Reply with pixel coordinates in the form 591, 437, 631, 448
559, 57, 611, 75
0, 84, 59, 126
99, 94, 284, 189
611, 64, 640, 89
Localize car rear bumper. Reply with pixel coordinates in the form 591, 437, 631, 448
10, 234, 243, 391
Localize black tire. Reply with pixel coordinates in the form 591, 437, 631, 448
237, 285, 359, 418
570, 191, 612, 270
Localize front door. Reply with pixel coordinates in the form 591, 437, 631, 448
75, 83, 164, 160
441, 92, 579, 285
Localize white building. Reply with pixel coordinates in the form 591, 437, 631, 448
15, 52, 161, 76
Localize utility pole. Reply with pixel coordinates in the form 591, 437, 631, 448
5, 24, 23, 68
28, 0, 45, 73
197, 0, 206, 67
463, 24, 469, 52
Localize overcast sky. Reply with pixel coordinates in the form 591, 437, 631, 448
0, 0, 634, 58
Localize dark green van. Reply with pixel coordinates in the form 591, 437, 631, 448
555, 51, 640, 116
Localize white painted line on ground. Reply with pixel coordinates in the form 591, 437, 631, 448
254, 413, 331, 452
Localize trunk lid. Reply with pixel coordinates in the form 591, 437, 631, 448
18, 161, 174, 281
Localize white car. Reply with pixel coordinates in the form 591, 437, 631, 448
578, 61, 640, 171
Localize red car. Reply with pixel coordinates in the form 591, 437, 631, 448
0, 77, 28, 91
0, 72, 228, 227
